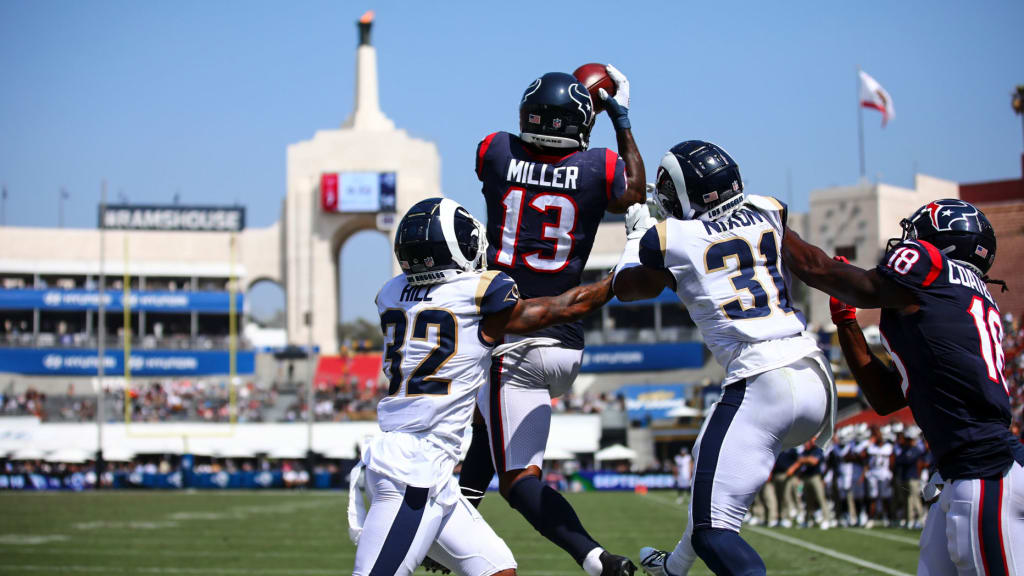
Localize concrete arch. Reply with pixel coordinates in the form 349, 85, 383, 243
281, 17, 441, 354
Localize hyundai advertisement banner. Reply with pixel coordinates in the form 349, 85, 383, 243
0, 289, 243, 313
580, 342, 704, 373
0, 349, 255, 376
618, 384, 689, 421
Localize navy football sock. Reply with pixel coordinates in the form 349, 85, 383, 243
506, 475, 599, 565
691, 527, 766, 576
458, 419, 494, 508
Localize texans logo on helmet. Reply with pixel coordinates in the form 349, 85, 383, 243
568, 83, 594, 126
923, 199, 981, 231
522, 78, 542, 103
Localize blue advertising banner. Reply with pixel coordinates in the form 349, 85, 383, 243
573, 471, 677, 491
0, 289, 243, 313
0, 471, 343, 491
580, 342, 704, 373
0, 348, 255, 376
618, 384, 689, 421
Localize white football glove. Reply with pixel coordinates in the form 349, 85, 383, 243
625, 202, 657, 240
603, 64, 629, 111
922, 471, 943, 503
645, 182, 668, 221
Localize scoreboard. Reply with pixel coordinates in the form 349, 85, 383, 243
320, 172, 396, 213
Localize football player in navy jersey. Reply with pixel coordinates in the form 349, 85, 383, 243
457, 68, 645, 576
782, 199, 1024, 574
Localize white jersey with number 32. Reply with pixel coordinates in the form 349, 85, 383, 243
636, 195, 820, 384
364, 270, 519, 492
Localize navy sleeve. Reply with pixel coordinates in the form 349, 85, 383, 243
638, 225, 666, 270
601, 148, 627, 204
876, 239, 944, 290
475, 132, 500, 182
479, 271, 520, 316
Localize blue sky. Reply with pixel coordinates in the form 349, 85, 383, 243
2, 0, 1022, 322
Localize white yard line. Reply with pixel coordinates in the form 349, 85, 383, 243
641, 491, 914, 576
840, 528, 920, 546
0, 566, 580, 576
746, 527, 914, 576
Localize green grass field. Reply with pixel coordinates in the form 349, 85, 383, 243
0, 490, 921, 575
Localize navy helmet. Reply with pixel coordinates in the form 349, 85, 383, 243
891, 198, 997, 276
654, 140, 745, 222
394, 198, 487, 285
519, 72, 595, 150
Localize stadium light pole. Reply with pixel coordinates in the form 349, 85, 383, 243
1, 185, 7, 226
306, 183, 316, 475
96, 180, 107, 487
1013, 85, 1024, 151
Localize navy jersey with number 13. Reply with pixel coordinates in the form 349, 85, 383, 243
476, 131, 626, 349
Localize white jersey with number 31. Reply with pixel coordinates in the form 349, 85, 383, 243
636, 195, 820, 384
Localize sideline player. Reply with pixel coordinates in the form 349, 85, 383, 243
782, 199, 1023, 574
614, 141, 836, 576
352, 197, 614, 576
458, 67, 646, 576
674, 447, 693, 505
862, 426, 894, 527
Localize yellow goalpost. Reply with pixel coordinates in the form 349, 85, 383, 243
121, 232, 239, 439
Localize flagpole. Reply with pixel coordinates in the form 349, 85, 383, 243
857, 65, 866, 180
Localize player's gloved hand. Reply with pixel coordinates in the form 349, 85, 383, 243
625, 202, 656, 240
829, 256, 857, 325
598, 64, 630, 131
421, 556, 452, 575
922, 471, 943, 503
646, 182, 667, 221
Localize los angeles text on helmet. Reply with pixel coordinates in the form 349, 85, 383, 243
506, 159, 579, 190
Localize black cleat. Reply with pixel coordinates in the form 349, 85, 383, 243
420, 555, 451, 574
600, 551, 637, 576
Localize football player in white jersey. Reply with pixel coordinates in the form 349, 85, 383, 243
674, 447, 694, 505
612, 141, 837, 576
351, 198, 614, 576
863, 426, 894, 527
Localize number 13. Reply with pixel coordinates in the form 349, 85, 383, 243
495, 188, 577, 273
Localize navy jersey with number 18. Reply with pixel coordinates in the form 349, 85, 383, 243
877, 239, 1024, 480
476, 131, 626, 349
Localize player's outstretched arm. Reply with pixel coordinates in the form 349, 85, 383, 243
830, 280, 907, 415
613, 203, 674, 301
613, 266, 673, 302
781, 226, 915, 309
600, 65, 646, 213
481, 275, 613, 341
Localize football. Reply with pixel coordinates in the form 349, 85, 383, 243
573, 62, 615, 113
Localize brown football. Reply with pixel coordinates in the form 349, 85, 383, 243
573, 63, 615, 114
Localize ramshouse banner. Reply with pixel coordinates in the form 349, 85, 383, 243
99, 205, 246, 232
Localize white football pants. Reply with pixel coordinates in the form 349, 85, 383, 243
918, 458, 1023, 575
352, 468, 516, 576
477, 336, 583, 472
666, 353, 833, 575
